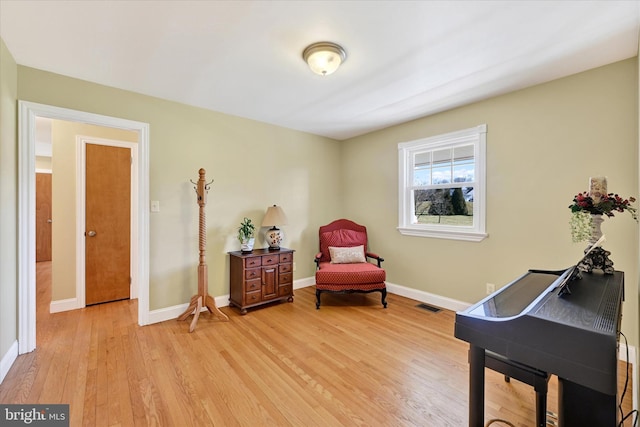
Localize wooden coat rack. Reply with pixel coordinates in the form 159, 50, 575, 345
178, 168, 229, 332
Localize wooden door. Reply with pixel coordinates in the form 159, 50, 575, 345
36, 173, 52, 262
85, 144, 131, 305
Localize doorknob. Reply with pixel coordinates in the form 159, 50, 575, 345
87, 230, 97, 237
47, 219, 52, 223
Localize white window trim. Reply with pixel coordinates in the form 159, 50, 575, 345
397, 124, 488, 242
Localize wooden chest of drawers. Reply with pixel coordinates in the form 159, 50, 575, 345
228, 248, 294, 314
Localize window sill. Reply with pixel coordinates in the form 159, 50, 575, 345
397, 226, 488, 242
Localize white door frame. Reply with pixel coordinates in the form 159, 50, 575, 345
77, 136, 139, 307
18, 101, 150, 354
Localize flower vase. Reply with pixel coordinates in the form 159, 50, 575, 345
577, 214, 614, 274
589, 214, 604, 245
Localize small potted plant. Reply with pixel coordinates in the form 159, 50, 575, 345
237, 217, 256, 252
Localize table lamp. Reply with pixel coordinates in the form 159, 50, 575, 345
261, 205, 288, 250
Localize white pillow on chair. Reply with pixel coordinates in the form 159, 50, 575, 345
329, 246, 366, 264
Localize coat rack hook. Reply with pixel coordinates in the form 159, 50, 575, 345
189, 179, 201, 199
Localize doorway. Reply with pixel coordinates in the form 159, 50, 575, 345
18, 101, 150, 354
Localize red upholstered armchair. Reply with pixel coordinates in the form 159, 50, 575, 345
314, 219, 387, 309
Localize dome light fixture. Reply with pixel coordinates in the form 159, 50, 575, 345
302, 42, 347, 76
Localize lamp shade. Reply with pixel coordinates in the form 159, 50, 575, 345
261, 205, 288, 227
302, 42, 346, 76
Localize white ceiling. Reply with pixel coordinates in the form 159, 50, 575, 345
1, 1, 639, 140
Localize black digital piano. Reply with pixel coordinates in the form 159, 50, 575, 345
455, 268, 624, 427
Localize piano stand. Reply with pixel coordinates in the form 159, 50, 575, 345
469, 346, 551, 427
577, 246, 614, 274
558, 379, 617, 426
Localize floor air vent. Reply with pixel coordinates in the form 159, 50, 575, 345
416, 303, 441, 313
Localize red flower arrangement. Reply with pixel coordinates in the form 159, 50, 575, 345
569, 192, 638, 220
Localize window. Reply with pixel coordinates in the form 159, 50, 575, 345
397, 124, 487, 241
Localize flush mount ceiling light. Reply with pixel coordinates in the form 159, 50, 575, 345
302, 42, 347, 76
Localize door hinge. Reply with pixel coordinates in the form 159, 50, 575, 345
129, 276, 132, 284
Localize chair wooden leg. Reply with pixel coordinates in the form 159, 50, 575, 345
315, 289, 321, 309
381, 288, 388, 308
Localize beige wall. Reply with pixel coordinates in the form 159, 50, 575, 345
35, 156, 52, 171
17, 66, 343, 309
342, 58, 639, 346
0, 39, 18, 364
49, 121, 138, 300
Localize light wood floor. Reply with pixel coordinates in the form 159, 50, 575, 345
0, 261, 634, 426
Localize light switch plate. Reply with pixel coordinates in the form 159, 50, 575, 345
150, 200, 160, 212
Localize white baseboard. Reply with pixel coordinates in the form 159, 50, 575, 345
50, 297, 80, 313
147, 294, 230, 325
293, 277, 315, 290
148, 277, 317, 325
0, 340, 18, 384
285, 277, 471, 312
385, 281, 471, 312
146, 277, 468, 326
